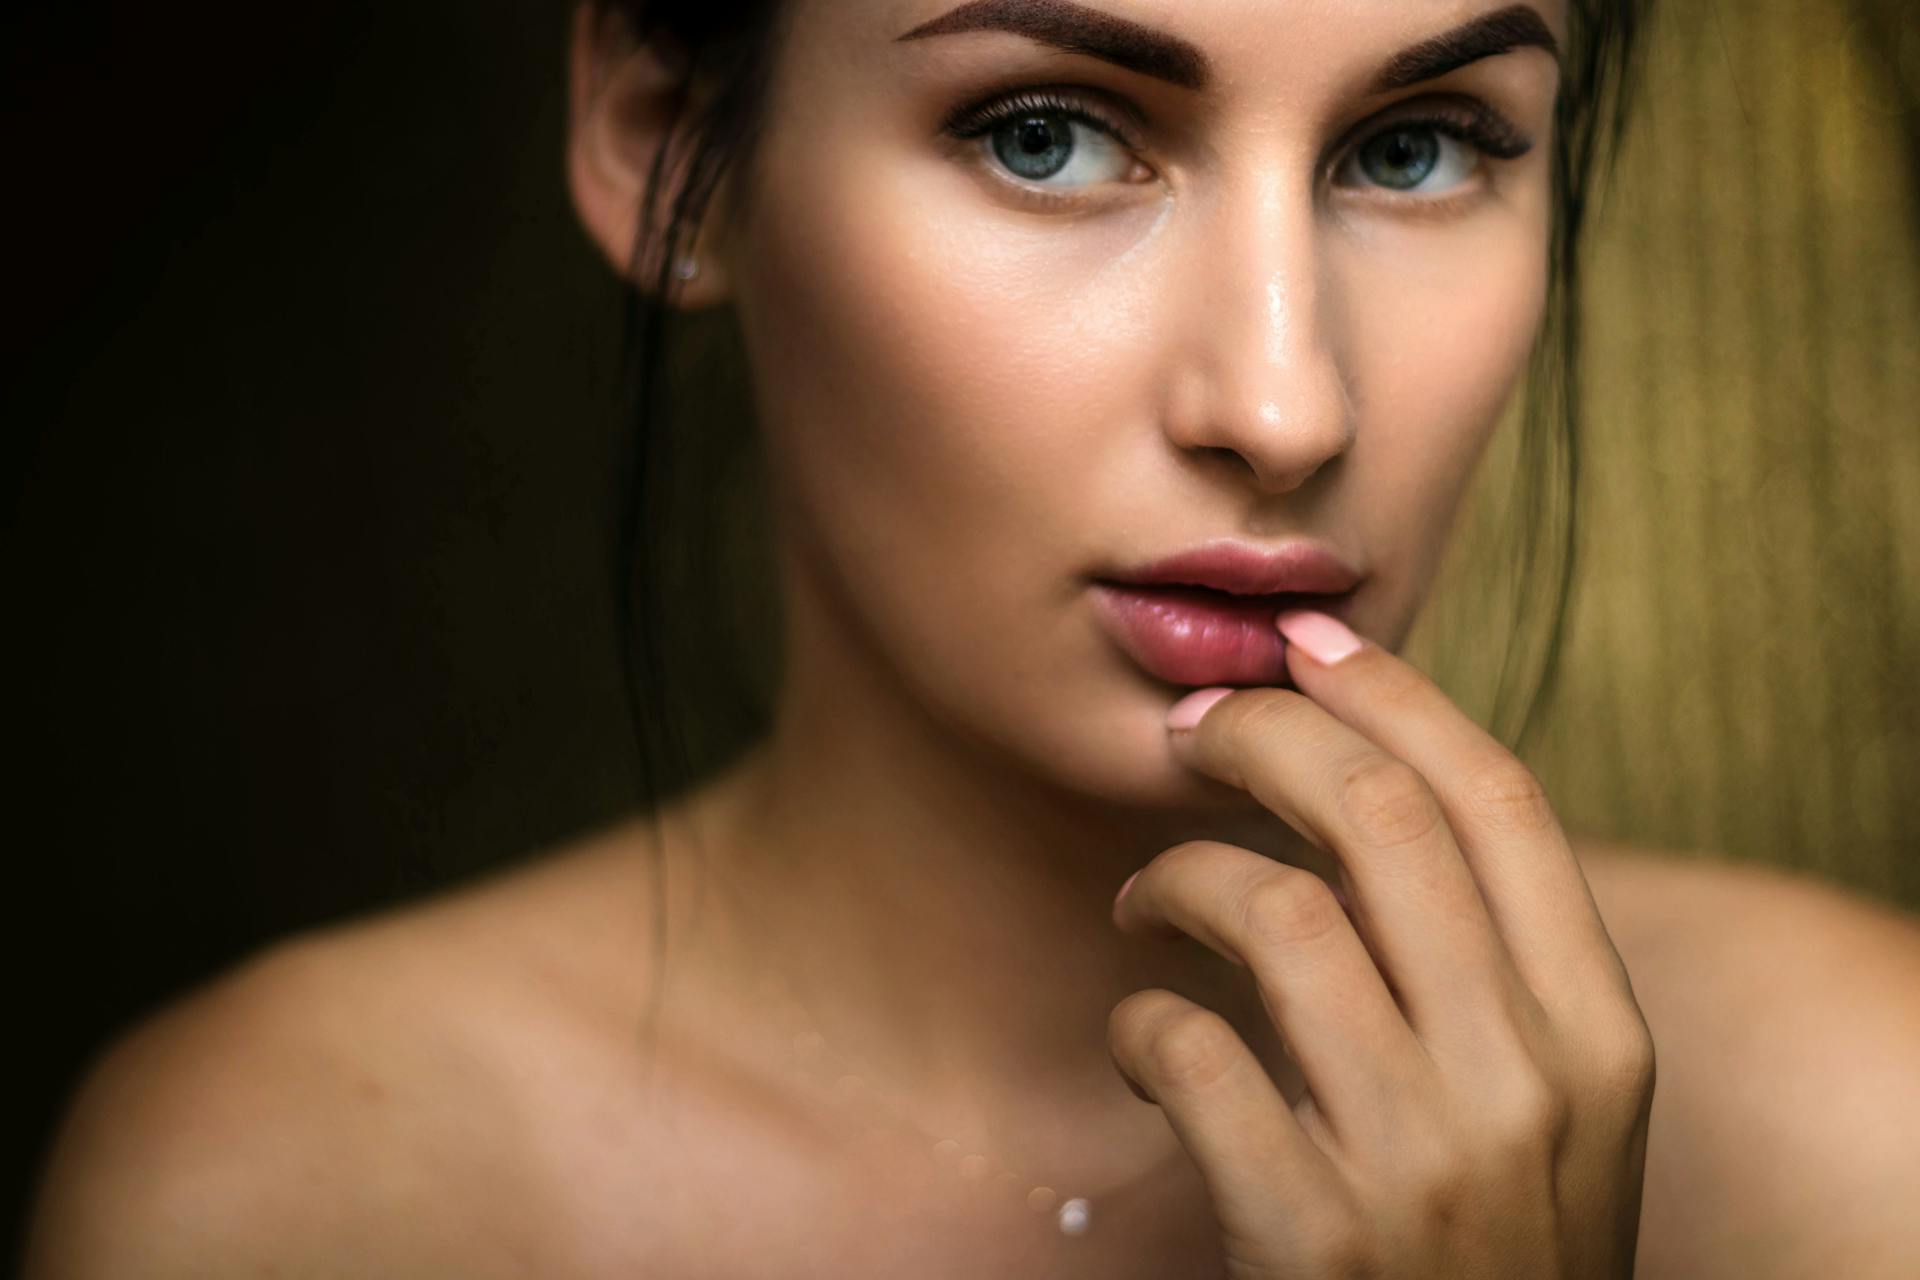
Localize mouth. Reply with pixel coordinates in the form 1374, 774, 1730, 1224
1087, 580, 1358, 688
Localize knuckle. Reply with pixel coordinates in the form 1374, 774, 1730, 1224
1462, 758, 1560, 837
1156, 838, 1234, 875
1108, 988, 1185, 1046
1588, 1015, 1659, 1098
1333, 756, 1444, 849
1484, 1066, 1569, 1158
1239, 870, 1350, 951
1399, 1129, 1473, 1225
1146, 1004, 1245, 1094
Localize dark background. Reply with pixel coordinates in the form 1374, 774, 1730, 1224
6, 2, 641, 1255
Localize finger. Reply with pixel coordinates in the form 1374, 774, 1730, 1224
1272, 608, 1635, 1022
1165, 685, 1517, 1062
1114, 841, 1432, 1146
1107, 986, 1349, 1250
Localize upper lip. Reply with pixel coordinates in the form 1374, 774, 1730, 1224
1099, 538, 1364, 596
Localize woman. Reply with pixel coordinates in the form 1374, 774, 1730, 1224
25, 0, 1920, 1275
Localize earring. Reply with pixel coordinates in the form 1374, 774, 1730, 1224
674, 255, 701, 282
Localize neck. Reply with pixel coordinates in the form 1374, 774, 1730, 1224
657, 558, 1332, 1179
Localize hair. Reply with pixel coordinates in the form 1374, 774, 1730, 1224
585, 0, 1653, 1068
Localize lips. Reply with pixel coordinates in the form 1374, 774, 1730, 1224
1089, 540, 1363, 687
1091, 582, 1352, 686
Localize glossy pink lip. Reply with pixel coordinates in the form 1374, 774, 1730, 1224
1100, 540, 1364, 597
1089, 540, 1364, 688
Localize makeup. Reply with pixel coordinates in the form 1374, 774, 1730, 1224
1089, 540, 1364, 687
1089, 583, 1355, 686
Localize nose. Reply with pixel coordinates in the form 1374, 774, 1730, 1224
1160, 173, 1355, 495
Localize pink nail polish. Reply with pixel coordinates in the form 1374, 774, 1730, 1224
1275, 610, 1365, 665
1166, 686, 1232, 732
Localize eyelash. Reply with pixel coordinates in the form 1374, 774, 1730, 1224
942, 86, 1146, 155
939, 86, 1534, 204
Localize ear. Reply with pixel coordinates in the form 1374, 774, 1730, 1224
566, 3, 734, 308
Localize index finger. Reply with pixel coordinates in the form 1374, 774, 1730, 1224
1264, 608, 1633, 1021
1162, 682, 1517, 1060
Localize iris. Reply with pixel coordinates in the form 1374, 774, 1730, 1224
992, 112, 1076, 181
1357, 125, 1442, 190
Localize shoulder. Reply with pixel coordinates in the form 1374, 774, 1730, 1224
1571, 835, 1920, 1004
24, 931, 441, 1276
1573, 834, 1920, 972
22, 817, 666, 1278
1571, 836, 1920, 1278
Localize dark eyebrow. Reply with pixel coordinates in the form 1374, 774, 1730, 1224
894, 0, 1212, 92
895, 2, 1560, 99
1372, 5, 1561, 92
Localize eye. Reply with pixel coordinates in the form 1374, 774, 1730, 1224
1332, 103, 1533, 199
1342, 123, 1476, 193
942, 88, 1144, 193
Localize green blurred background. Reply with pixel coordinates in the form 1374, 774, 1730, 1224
7, 0, 1917, 1260
1413, 0, 1920, 905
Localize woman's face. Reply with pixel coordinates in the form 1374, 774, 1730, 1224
717, 0, 1565, 806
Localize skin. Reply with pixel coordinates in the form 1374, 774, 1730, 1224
581, 0, 1642, 1269
1111, 647, 1651, 1274
24, 0, 1920, 1276
575, 0, 1565, 1218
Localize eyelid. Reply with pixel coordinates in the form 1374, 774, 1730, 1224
1325, 93, 1534, 182
939, 82, 1149, 152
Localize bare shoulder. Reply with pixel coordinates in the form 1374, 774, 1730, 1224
22, 815, 669, 1279
1570, 835, 1920, 1279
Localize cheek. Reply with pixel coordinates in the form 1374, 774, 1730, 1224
729, 123, 1209, 799
734, 135, 1148, 508
1337, 210, 1548, 596
730, 120, 1147, 690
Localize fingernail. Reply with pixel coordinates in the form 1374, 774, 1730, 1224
1167, 686, 1232, 732
1113, 868, 1142, 911
1275, 609, 1365, 665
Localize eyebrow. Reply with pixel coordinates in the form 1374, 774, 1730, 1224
893, 2, 1561, 95
894, 0, 1211, 90
1372, 5, 1560, 92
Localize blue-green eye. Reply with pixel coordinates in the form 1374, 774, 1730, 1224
1343, 123, 1476, 193
1334, 107, 1533, 198
944, 90, 1140, 191
988, 113, 1080, 182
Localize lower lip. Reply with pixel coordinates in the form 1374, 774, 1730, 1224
1089, 582, 1345, 688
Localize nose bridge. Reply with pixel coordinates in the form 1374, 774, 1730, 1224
1252, 168, 1313, 366
1169, 162, 1353, 492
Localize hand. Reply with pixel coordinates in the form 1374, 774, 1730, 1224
1106, 609, 1656, 1278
